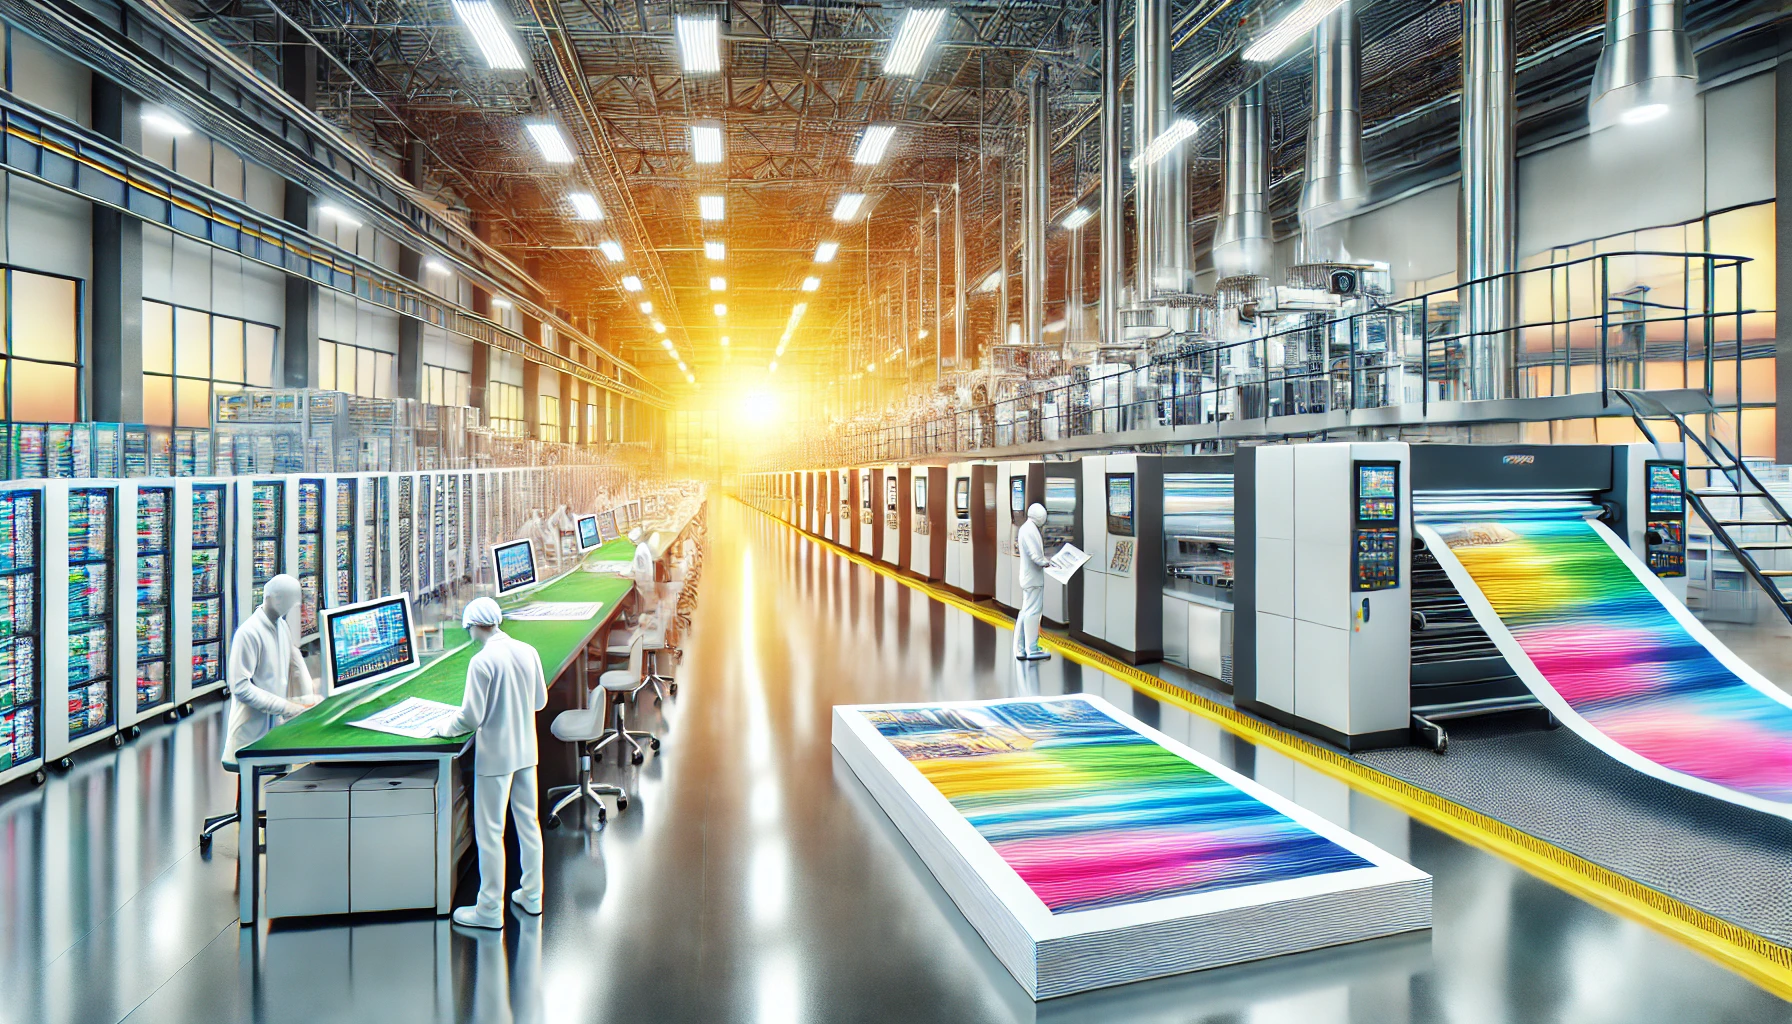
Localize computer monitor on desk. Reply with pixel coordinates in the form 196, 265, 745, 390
322, 594, 419, 692
493, 539, 539, 598
575, 515, 600, 552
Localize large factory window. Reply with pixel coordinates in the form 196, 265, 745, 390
318, 338, 395, 399
537, 396, 560, 442
423, 364, 469, 407
141, 300, 277, 427
488, 380, 525, 437
3, 270, 81, 423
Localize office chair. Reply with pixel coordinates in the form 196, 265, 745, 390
544, 707, 629, 828
198, 763, 285, 852
588, 632, 660, 766
639, 610, 677, 702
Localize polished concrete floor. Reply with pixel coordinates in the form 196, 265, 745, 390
1, 499, 1790, 1023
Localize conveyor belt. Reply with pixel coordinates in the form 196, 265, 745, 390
1419, 505, 1792, 821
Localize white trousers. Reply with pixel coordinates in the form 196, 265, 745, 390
1015, 585, 1044, 656
474, 766, 544, 914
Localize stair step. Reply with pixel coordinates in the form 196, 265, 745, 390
1714, 519, 1789, 527
1692, 489, 1765, 498
1740, 542, 1792, 551
1757, 570, 1792, 578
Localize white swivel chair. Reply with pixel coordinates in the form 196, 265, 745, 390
545, 637, 643, 828
588, 633, 661, 767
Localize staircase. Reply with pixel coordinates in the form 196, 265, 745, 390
1614, 389, 1792, 626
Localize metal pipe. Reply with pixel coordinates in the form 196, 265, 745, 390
1211, 84, 1272, 279
999, 146, 1010, 348
1024, 70, 1049, 346
934, 196, 942, 380
1587, 0, 1698, 130
1460, 0, 1516, 399
1300, 0, 1367, 262
1099, 0, 1123, 346
954, 169, 966, 369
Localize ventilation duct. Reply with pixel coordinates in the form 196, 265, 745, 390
1299, 0, 1366, 262
1212, 85, 1272, 280
1460, 0, 1516, 399
1098, 0, 1123, 347
1023, 70, 1048, 347
1135, 0, 1190, 301
1587, 0, 1697, 131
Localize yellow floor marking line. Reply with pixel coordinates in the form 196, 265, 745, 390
744, 500, 1792, 998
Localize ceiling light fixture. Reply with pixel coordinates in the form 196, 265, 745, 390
141, 110, 192, 136
677, 360, 688, 372
1243, 0, 1346, 62
769, 360, 778, 373
450, 0, 527, 70
568, 192, 603, 220
885, 8, 947, 77
598, 241, 624, 262
660, 338, 673, 349
675, 15, 721, 74
852, 124, 898, 165
652, 320, 667, 333
526, 122, 575, 163
492, 297, 513, 310
705, 240, 726, 260
801, 276, 821, 292
710, 276, 726, 291
686, 374, 696, 384
699, 194, 725, 220
1132, 119, 1199, 170
691, 121, 724, 164
720, 335, 730, 347
714, 303, 728, 316
1059, 207, 1092, 230
425, 259, 451, 275
832, 193, 865, 221
814, 241, 839, 262
318, 204, 362, 228
622, 276, 644, 292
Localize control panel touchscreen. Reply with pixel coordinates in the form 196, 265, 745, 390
1105, 474, 1135, 537
1352, 461, 1401, 592
1644, 460, 1686, 577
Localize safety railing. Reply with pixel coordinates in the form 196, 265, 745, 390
810, 250, 1755, 467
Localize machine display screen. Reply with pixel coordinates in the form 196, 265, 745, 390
1352, 461, 1401, 591
886, 478, 898, 512
955, 479, 971, 518
1647, 463, 1684, 513
914, 476, 928, 512
325, 596, 416, 690
493, 540, 538, 595
1106, 474, 1135, 536
1644, 460, 1686, 576
861, 471, 873, 510
576, 516, 600, 551
598, 510, 619, 541
1010, 477, 1026, 514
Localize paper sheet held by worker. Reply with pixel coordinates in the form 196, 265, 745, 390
1045, 544, 1090, 586
350, 696, 464, 739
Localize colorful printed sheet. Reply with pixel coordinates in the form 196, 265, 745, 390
1419, 507, 1792, 818
861, 698, 1371, 914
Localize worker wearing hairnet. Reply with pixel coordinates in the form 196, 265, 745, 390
429, 597, 549, 927
1014, 503, 1053, 661
626, 526, 657, 614
222, 574, 320, 769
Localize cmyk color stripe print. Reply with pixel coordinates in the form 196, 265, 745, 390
1426, 508, 1792, 810
861, 698, 1371, 914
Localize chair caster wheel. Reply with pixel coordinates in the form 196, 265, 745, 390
669, 683, 678, 696
164, 711, 178, 724
128, 726, 142, 739
631, 751, 644, 765
57, 757, 73, 771
650, 738, 661, 751
32, 769, 46, 786
112, 733, 126, 749
182, 703, 194, 716
544, 814, 561, 830
198, 833, 212, 850
596, 807, 607, 823
617, 796, 629, 810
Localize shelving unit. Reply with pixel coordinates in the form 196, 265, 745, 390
334, 478, 356, 607
64, 487, 117, 752
0, 487, 43, 786
128, 485, 175, 729
186, 483, 228, 703
296, 478, 323, 641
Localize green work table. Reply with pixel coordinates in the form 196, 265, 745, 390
233, 518, 693, 924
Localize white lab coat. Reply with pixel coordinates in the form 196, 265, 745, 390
437, 630, 549, 777
222, 609, 316, 768
1017, 518, 1051, 589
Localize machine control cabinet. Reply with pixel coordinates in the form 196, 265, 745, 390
1644, 461, 1686, 577
1352, 462, 1402, 592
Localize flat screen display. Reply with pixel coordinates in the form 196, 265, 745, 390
576, 515, 600, 551
1010, 477, 1026, 514
861, 471, 872, 510
885, 478, 897, 512
914, 476, 928, 512
598, 509, 619, 541
1105, 474, 1135, 536
324, 596, 416, 690
955, 479, 971, 518
493, 540, 537, 595
1355, 463, 1399, 522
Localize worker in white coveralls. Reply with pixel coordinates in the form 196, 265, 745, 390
1014, 502, 1053, 661
428, 597, 549, 928
627, 526, 657, 614
222, 574, 321, 770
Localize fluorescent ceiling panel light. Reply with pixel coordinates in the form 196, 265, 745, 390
652, 320, 667, 333
769, 361, 778, 372
675, 15, 721, 74
622, 276, 644, 291
639, 301, 654, 313
451, 0, 527, 70
318, 204, 362, 228
425, 259, 451, 275
720, 335, 730, 347
801, 276, 821, 292
792, 302, 808, 318
1243, 0, 1346, 62
979, 270, 1002, 292
492, 297, 513, 309
832, 193, 865, 221
677, 361, 688, 372
1136, 119, 1199, 168
705, 241, 726, 260
691, 121, 724, 164
714, 304, 728, 317
686, 374, 696, 383
141, 110, 192, 136
814, 241, 839, 263
660, 338, 673, 349
526, 123, 576, 163
1059, 207, 1092, 230
598, 241, 625, 262
568, 192, 603, 220
699, 194, 725, 220
852, 124, 897, 165
710, 276, 727, 291
885, 8, 947, 77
